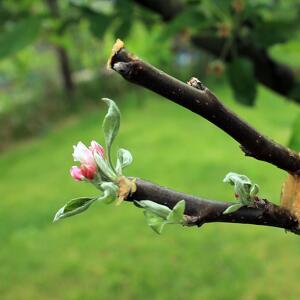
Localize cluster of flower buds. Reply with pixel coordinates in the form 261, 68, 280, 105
70, 141, 105, 181
54, 99, 135, 222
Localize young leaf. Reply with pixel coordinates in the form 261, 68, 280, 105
94, 152, 117, 181
167, 200, 185, 224
136, 200, 171, 219
144, 210, 166, 234
116, 148, 133, 175
223, 172, 252, 205
223, 203, 243, 215
99, 182, 119, 204
250, 184, 260, 197
102, 98, 120, 170
53, 197, 96, 222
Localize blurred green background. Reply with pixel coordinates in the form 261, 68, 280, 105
1, 1, 300, 299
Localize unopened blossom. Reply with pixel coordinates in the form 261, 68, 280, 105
80, 164, 97, 180
70, 166, 84, 181
72, 142, 96, 167
89, 140, 105, 157
71, 141, 105, 181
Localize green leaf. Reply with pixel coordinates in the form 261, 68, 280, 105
102, 98, 120, 170
70, 0, 114, 14
167, 200, 185, 224
98, 182, 118, 204
53, 197, 96, 222
223, 203, 244, 215
289, 112, 300, 151
114, 0, 133, 39
227, 58, 257, 106
0, 16, 42, 60
136, 200, 186, 234
250, 184, 259, 197
223, 172, 252, 205
116, 148, 133, 175
136, 200, 171, 219
94, 152, 117, 181
84, 10, 113, 39
144, 210, 166, 234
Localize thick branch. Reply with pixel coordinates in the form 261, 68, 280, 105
110, 45, 300, 174
133, 0, 300, 103
126, 178, 299, 234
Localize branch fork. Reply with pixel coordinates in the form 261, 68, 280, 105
108, 40, 300, 235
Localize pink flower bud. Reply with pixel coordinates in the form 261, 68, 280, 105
71, 141, 103, 182
70, 166, 84, 181
80, 164, 97, 180
72, 142, 95, 166
89, 140, 105, 157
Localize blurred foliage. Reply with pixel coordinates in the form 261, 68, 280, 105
1, 0, 300, 148
1, 2, 300, 298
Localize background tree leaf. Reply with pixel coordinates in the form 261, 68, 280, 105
0, 16, 42, 60
227, 57, 257, 106
114, 0, 133, 39
289, 112, 300, 151
84, 10, 113, 39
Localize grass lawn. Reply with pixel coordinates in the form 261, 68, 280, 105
1, 83, 300, 300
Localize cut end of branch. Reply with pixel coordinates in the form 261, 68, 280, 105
117, 176, 137, 203
281, 173, 300, 221
107, 39, 125, 70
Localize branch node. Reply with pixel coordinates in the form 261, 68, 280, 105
112, 62, 132, 77
187, 77, 206, 91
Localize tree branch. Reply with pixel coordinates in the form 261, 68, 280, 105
109, 44, 300, 174
126, 178, 300, 234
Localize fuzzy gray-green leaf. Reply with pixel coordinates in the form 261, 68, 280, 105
167, 200, 185, 224
223, 172, 252, 205
223, 203, 243, 215
102, 98, 120, 170
116, 148, 133, 175
94, 152, 117, 181
53, 197, 96, 222
99, 182, 118, 204
144, 210, 166, 234
136, 200, 171, 219
250, 184, 260, 197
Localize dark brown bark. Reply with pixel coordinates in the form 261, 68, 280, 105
45, 0, 74, 93
126, 178, 300, 234
132, 0, 300, 103
110, 45, 300, 174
